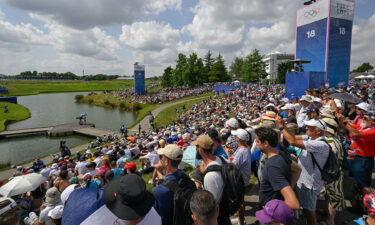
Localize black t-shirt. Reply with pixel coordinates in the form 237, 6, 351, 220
259, 154, 291, 206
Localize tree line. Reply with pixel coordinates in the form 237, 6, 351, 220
1, 71, 123, 80
161, 49, 270, 87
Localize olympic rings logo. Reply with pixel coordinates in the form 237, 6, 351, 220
304, 8, 320, 17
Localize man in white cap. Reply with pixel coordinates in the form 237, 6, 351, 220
297, 95, 313, 128
276, 116, 329, 225
351, 102, 372, 126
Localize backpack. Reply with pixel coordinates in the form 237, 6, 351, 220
204, 156, 245, 216
311, 139, 340, 184
162, 172, 197, 225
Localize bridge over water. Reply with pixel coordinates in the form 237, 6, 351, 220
0, 123, 116, 139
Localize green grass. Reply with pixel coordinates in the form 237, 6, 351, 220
0, 102, 31, 132
78, 93, 144, 111
0, 80, 136, 96
146, 86, 163, 93
129, 92, 213, 128
153, 95, 211, 128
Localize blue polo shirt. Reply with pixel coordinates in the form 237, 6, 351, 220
153, 170, 184, 225
214, 145, 228, 159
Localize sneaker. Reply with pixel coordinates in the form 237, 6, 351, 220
230, 217, 239, 225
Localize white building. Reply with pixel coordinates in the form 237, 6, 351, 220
263, 52, 294, 82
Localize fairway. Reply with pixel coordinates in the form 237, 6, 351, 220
0, 102, 31, 132
0, 80, 135, 96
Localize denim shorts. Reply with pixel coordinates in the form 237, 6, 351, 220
297, 184, 320, 211
350, 156, 374, 187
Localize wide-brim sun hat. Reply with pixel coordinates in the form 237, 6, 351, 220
103, 174, 155, 220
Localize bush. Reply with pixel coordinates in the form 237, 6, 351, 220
75, 95, 84, 102
104, 99, 110, 105
132, 103, 143, 111
88, 99, 94, 104
119, 102, 125, 108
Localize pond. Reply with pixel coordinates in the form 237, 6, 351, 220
0, 92, 136, 165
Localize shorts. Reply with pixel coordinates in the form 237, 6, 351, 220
350, 156, 374, 187
297, 184, 320, 211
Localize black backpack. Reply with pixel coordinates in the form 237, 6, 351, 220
311, 139, 340, 184
162, 172, 197, 225
204, 156, 245, 216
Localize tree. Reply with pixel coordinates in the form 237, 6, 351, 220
352, 62, 374, 73
172, 53, 187, 86
241, 49, 267, 83
202, 50, 215, 83
276, 62, 294, 84
161, 66, 173, 87
184, 53, 204, 87
229, 57, 244, 80
209, 53, 230, 82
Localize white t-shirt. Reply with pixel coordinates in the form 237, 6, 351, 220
144, 150, 160, 167
203, 156, 224, 203
39, 205, 58, 225
138, 207, 162, 225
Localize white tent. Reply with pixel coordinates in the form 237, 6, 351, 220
355, 75, 367, 79
366, 74, 375, 79
233, 80, 240, 83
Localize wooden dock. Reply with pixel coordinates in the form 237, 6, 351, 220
0, 123, 116, 139
0, 127, 53, 138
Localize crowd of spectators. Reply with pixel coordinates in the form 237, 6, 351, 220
112, 85, 213, 104
0, 82, 375, 225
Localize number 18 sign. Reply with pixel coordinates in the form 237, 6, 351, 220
295, 0, 355, 87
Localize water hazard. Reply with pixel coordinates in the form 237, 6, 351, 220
0, 92, 137, 165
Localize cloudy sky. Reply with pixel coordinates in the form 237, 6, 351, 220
0, 0, 374, 77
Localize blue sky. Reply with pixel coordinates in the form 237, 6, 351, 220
0, 0, 374, 76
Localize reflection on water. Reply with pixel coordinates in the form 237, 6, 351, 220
0, 135, 91, 165
1, 92, 137, 164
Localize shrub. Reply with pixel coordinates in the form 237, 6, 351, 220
75, 95, 84, 102
119, 102, 125, 108
88, 99, 94, 104
104, 99, 110, 105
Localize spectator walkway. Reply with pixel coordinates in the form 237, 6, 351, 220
0, 123, 116, 139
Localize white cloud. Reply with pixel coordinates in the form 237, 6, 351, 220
243, 21, 295, 56
120, 21, 180, 51
0, 20, 47, 45
46, 23, 120, 61
5, 0, 181, 30
147, 0, 182, 14
351, 13, 375, 69
119, 21, 181, 71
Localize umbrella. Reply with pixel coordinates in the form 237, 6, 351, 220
62, 187, 124, 225
0, 173, 47, 197
329, 93, 362, 104
182, 146, 202, 168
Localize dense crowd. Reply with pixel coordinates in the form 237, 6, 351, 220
0, 82, 375, 225
112, 85, 213, 104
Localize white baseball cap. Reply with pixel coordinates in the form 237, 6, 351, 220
231, 129, 250, 141
304, 119, 327, 131
300, 95, 313, 102
225, 118, 239, 129
280, 98, 289, 103
281, 103, 295, 111
313, 98, 322, 103
356, 102, 371, 112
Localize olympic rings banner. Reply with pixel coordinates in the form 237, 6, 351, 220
297, 0, 329, 27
